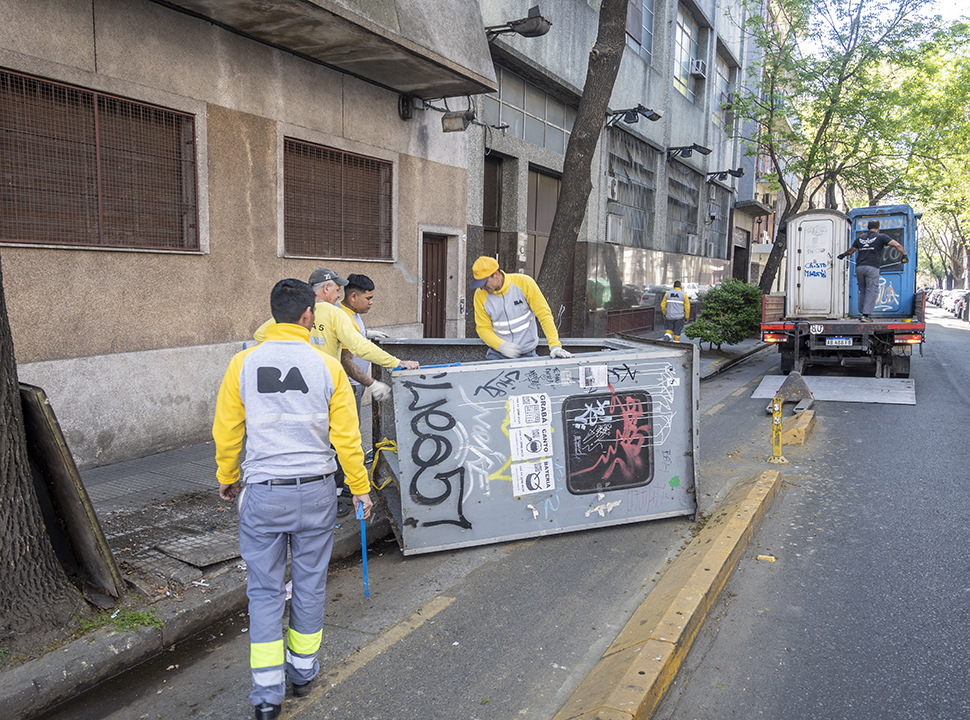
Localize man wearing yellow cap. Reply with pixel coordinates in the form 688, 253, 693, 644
470, 256, 573, 360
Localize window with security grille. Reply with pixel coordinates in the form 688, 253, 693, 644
0, 68, 198, 250
707, 183, 730, 259
606, 128, 658, 249
666, 162, 701, 254
284, 138, 393, 260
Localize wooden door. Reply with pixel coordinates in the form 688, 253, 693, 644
422, 234, 447, 338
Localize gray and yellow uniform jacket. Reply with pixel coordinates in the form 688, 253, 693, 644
661, 288, 690, 320
474, 272, 562, 354
338, 301, 370, 387
254, 301, 400, 369
213, 322, 368, 494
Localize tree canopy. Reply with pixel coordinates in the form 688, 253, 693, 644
735, 0, 970, 291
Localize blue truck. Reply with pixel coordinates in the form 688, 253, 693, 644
760, 204, 925, 378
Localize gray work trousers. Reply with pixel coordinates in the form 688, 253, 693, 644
856, 265, 881, 316
238, 478, 337, 707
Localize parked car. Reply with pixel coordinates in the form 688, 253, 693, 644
953, 292, 969, 320
681, 282, 705, 300
928, 289, 944, 306
639, 284, 673, 308
943, 289, 965, 313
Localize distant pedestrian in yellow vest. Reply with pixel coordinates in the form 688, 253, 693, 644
661, 281, 690, 342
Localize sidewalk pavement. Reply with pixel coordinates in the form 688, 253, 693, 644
1, 336, 773, 719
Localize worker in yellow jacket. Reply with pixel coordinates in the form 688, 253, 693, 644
470, 256, 573, 361
254, 268, 419, 380
661, 281, 691, 342
214, 278, 371, 720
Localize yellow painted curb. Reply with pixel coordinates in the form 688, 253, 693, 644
781, 409, 816, 445
552, 470, 782, 720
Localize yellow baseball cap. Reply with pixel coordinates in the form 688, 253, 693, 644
471, 256, 499, 289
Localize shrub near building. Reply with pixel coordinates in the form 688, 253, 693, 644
685, 279, 763, 349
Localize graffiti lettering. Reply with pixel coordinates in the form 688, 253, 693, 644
576, 390, 650, 481
625, 484, 676, 513
608, 363, 638, 383
525, 367, 562, 390
875, 278, 900, 311
573, 399, 610, 429
563, 388, 654, 493
403, 375, 471, 529
474, 370, 521, 398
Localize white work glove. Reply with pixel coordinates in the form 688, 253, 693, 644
499, 341, 523, 358
367, 380, 392, 402
550, 346, 572, 359
367, 329, 390, 339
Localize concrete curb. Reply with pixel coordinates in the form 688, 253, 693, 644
699, 342, 772, 381
1, 516, 391, 720
551, 470, 783, 720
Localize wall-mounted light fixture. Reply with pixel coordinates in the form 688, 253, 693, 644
706, 167, 744, 181
485, 5, 552, 42
399, 95, 509, 134
666, 143, 712, 160
441, 108, 476, 132
606, 104, 662, 127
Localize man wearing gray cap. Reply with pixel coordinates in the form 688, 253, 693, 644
255, 268, 418, 374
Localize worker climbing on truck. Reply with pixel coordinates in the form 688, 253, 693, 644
837, 219, 909, 321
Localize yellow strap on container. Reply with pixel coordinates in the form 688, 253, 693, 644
369, 438, 399, 490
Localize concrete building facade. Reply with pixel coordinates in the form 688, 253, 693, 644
1, 0, 495, 467
465, 0, 763, 337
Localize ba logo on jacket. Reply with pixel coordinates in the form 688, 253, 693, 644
256, 366, 309, 394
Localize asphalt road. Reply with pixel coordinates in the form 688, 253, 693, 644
654, 306, 970, 720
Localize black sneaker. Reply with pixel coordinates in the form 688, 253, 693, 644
254, 703, 280, 720
293, 679, 313, 698
337, 498, 353, 517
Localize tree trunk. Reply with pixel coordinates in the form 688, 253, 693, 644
0, 251, 87, 647
758, 224, 788, 294
535, 0, 628, 332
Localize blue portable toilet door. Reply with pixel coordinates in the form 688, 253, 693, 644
847, 208, 915, 318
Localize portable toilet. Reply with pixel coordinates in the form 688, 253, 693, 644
786, 209, 850, 319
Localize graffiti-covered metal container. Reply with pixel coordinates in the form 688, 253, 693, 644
372, 340, 698, 555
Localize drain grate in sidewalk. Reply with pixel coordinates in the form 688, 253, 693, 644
156, 530, 240, 567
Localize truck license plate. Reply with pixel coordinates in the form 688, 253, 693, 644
826, 337, 852, 347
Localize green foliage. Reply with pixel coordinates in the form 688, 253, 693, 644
733, 0, 970, 290
76, 607, 163, 635
685, 279, 763, 349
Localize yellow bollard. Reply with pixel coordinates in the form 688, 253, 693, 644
767, 395, 789, 464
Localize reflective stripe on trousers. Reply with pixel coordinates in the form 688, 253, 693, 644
239, 479, 336, 707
